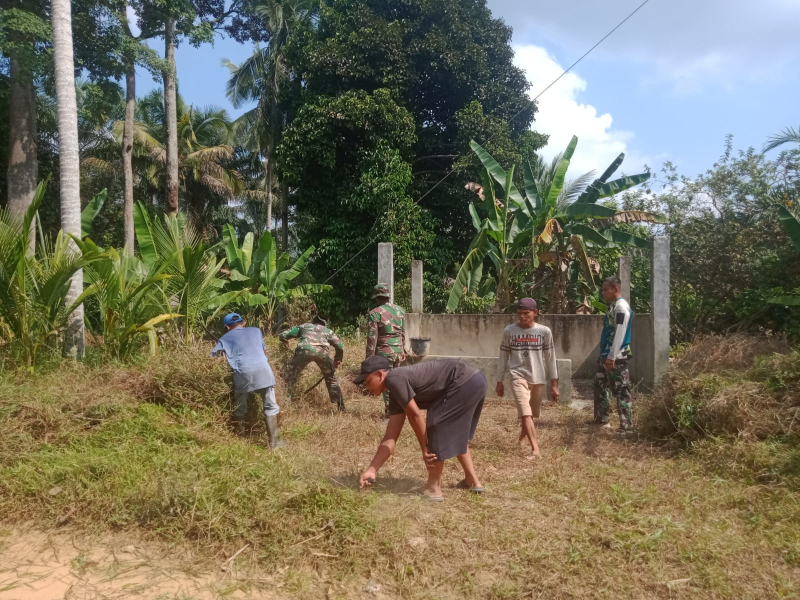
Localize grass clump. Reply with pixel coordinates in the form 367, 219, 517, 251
640, 335, 800, 486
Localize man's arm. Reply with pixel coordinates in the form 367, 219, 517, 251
365, 312, 378, 358
210, 340, 225, 357
607, 302, 631, 364
543, 328, 559, 402
359, 414, 406, 487
495, 328, 509, 396
329, 330, 345, 365
403, 399, 438, 467
279, 326, 300, 343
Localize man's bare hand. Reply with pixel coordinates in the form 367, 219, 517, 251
550, 382, 560, 404
604, 357, 615, 371
334, 359, 342, 368
423, 447, 438, 469
281, 339, 289, 346
496, 382, 505, 397
359, 468, 377, 489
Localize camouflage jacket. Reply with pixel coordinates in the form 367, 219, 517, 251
365, 302, 405, 360
280, 324, 344, 361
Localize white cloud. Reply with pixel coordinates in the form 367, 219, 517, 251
492, 0, 800, 95
513, 44, 651, 176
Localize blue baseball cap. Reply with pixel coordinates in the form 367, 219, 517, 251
223, 313, 243, 327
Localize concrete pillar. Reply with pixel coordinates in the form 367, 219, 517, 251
618, 255, 631, 302
411, 260, 423, 313
651, 236, 670, 386
547, 359, 572, 405
378, 242, 394, 304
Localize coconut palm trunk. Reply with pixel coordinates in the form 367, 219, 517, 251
280, 181, 289, 249
265, 158, 273, 231
51, 0, 85, 357
7, 54, 38, 250
163, 17, 179, 215
122, 54, 136, 251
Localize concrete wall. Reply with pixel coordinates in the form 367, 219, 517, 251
405, 312, 654, 384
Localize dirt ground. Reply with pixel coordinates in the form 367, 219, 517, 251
1, 378, 797, 600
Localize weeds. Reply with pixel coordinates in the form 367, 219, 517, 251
0, 338, 798, 598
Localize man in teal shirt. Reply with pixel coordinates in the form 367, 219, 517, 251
593, 277, 634, 431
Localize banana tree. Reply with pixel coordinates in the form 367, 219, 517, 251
133, 202, 231, 343
221, 224, 331, 329
769, 206, 800, 306
76, 237, 181, 358
454, 137, 665, 313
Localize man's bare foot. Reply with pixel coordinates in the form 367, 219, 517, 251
423, 484, 442, 498
525, 449, 542, 461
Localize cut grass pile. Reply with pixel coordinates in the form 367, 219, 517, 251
0, 339, 799, 598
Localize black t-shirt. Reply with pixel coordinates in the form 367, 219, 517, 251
385, 359, 480, 416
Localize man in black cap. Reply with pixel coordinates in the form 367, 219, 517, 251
355, 355, 486, 501
495, 298, 558, 459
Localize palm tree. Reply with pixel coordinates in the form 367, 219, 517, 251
51, 0, 85, 357
763, 126, 800, 153
84, 90, 243, 234
163, 17, 179, 215
223, 0, 318, 248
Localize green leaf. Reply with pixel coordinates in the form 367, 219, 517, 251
592, 299, 608, 312
777, 206, 800, 253
604, 229, 651, 248
470, 140, 524, 205
564, 223, 611, 247
469, 203, 482, 231
222, 224, 243, 272
576, 153, 625, 203
81, 189, 107, 238
133, 202, 158, 266
595, 173, 651, 199
562, 203, 616, 218
447, 230, 490, 312
768, 295, 800, 306
545, 136, 577, 207
523, 160, 542, 211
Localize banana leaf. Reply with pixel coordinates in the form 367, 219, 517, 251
81, 189, 107, 238
447, 229, 491, 312
778, 206, 800, 253
470, 140, 524, 206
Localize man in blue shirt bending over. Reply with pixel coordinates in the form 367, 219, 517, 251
210, 313, 284, 448
593, 277, 634, 431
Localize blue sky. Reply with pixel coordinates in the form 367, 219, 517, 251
135, 0, 800, 179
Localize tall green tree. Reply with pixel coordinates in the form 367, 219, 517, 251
284, 0, 539, 267
278, 88, 438, 319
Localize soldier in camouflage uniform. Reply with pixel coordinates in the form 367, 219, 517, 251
365, 283, 406, 417
593, 277, 634, 431
280, 316, 345, 411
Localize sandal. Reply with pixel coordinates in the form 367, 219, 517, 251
455, 479, 485, 493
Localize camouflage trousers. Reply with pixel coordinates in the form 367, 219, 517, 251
286, 347, 344, 410
594, 358, 633, 429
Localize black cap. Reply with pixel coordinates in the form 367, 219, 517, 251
517, 297, 537, 311
353, 355, 391, 384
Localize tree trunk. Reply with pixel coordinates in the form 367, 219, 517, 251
7, 53, 38, 250
280, 180, 289, 249
163, 17, 179, 215
122, 55, 136, 252
265, 158, 273, 232
51, 0, 84, 357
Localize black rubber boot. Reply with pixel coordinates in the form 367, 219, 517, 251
231, 419, 246, 437
264, 414, 286, 449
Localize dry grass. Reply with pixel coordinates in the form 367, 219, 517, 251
641, 335, 800, 443
0, 338, 799, 599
